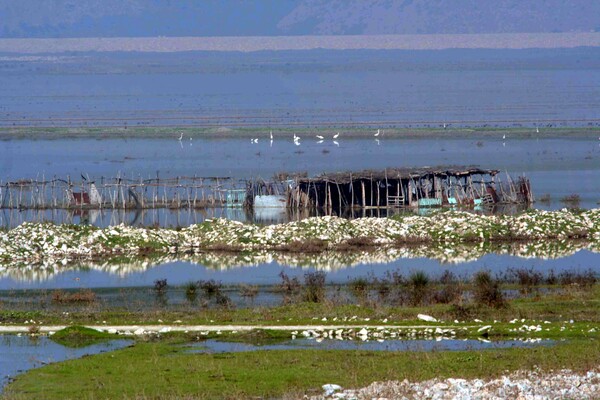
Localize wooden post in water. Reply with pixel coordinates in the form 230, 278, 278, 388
361, 180, 366, 208
369, 175, 373, 206
385, 169, 389, 208
350, 173, 354, 209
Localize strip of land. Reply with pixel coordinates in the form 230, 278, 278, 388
1, 33, 599, 54
1, 126, 599, 140
1, 210, 599, 265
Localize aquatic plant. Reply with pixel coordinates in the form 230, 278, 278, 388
153, 279, 168, 294
51, 289, 97, 304
472, 271, 505, 308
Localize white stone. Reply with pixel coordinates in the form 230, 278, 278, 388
417, 314, 437, 322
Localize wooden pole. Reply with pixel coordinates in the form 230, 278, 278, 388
361, 180, 366, 208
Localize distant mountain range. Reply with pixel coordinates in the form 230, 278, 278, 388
1, 0, 599, 38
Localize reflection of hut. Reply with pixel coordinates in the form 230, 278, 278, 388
288, 166, 533, 209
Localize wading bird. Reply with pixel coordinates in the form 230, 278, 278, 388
316, 135, 324, 140
374, 129, 380, 137
333, 132, 340, 139
178, 132, 183, 141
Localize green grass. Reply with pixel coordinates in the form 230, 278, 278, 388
4, 339, 599, 399
49, 326, 123, 348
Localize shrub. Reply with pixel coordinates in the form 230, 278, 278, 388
508, 268, 543, 295
278, 271, 302, 304
303, 271, 326, 303
538, 194, 551, 204
198, 280, 222, 297
153, 279, 168, 294
184, 282, 198, 303
472, 271, 505, 308
51, 289, 97, 304
349, 277, 370, 299
381, 270, 406, 305
545, 269, 558, 285
559, 269, 597, 290
239, 284, 259, 302
433, 270, 463, 304
560, 194, 580, 207
28, 325, 41, 335
278, 271, 301, 293
408, 270, 430, 306
215, 292, 233, 308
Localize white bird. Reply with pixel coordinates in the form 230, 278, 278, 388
502, 134, 506, 140
251, 138, 258, 144
443, 123, 447, 129
374, 129, 380, 137
294, 140, 301, 146
316, 135, 324, 140
178, 132, 183, 141
333, 140, 339, 147
333, 132, 340, 139
270, 130, 273, 140
536, 127, 540, 133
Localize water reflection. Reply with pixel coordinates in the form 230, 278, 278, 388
0, 241, 598, 285
0, 202, 559, 230
0, 335, 131, 392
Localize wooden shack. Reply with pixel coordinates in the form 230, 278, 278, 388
287, 166, 533, 210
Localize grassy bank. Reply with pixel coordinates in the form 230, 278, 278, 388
3, 338, 599, 399
1, 126, 599, 140
2, 281, 599, 399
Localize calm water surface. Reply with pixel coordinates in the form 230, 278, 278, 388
186, 338, 554, 354
0, 335, 131, 392
1, 137, 598, 228
1, 250, 598, 290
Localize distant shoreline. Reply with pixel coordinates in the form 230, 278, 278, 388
1, 33, 599, 54
1, 126, 598, 140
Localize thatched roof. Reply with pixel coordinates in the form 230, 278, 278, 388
298, 166, 499, 184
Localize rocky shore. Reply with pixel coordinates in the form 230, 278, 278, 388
1, 209, 599, 264
314, 368, 600, 399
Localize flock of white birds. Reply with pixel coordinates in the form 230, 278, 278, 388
173, 126, 597, 149
175, 129, 386, 147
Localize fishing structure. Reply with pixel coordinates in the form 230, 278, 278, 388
0, 166, 532, 213
0, 175, 240, 210
285, 166, 533, 210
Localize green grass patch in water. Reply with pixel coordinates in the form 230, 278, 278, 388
50, 325, 122, 348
